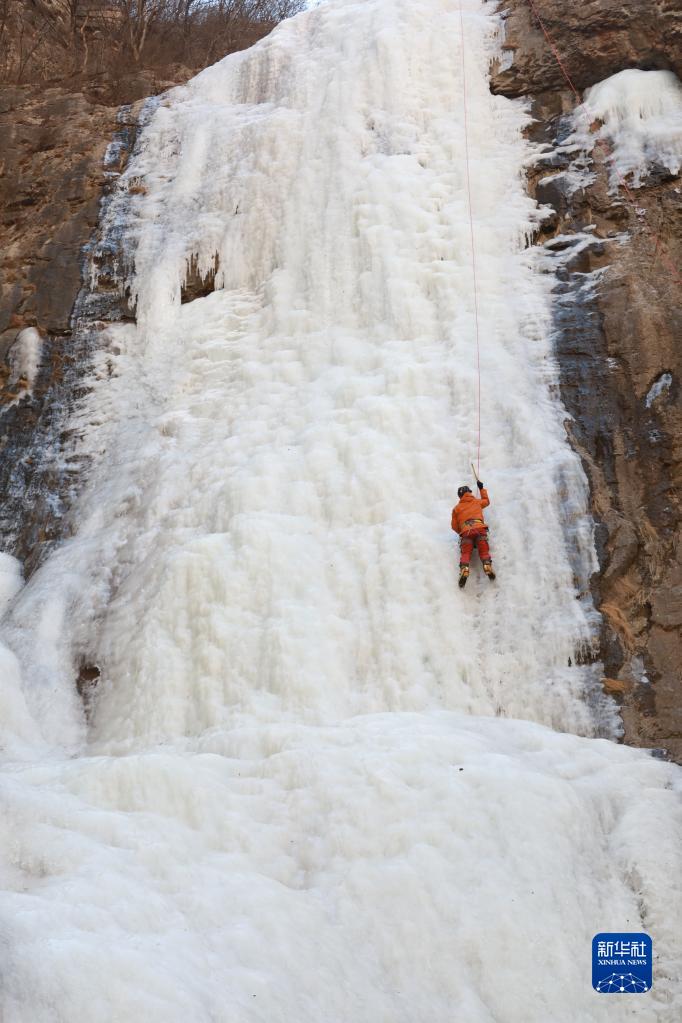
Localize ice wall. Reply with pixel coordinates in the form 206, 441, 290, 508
1, 2, 680, 1021
15, 0, 606, 746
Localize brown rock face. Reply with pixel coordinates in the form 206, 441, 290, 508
492, 1, 682, 760
0, 88, 115, 345
492, 0, 682, 98
0, 87, 144, 572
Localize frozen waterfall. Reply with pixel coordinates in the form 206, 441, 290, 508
1, 1, 680, 1021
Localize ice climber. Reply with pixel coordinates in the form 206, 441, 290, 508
451, 480, 496, 588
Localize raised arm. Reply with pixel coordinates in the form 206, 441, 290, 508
477, 481, 490, 509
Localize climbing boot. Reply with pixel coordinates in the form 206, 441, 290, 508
458, 565, 470, 589
483, 560, 496, 582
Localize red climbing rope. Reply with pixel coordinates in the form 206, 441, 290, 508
525, 0, 581, 103
458, 2, 482, 477
526, 0, 682, 286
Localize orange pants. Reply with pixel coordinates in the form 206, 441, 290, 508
459, 526, 491, 566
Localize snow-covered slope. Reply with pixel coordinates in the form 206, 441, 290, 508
1, 1, 680, 1020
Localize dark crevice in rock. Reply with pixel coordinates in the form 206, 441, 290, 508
181, 254, 220, 304
76, 662, 101, 719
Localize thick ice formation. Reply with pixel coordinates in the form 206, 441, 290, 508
6, 326, 43, 401
1, 2, 681, 1021
583, 68, 682, 186
0, 553, 22, 611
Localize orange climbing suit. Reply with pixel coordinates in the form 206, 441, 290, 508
451, 488, 491, 566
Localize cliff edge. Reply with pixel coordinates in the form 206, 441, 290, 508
491, 0, 681, 760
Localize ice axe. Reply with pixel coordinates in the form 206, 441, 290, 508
471, 462, 480, 488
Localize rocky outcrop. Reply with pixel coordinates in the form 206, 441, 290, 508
0, 87, 117, 348
492, 0, 682, 99
0, 88, 143, 573
491, 0, 682, 760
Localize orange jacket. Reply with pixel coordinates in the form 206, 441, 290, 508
451, 488, 490, 534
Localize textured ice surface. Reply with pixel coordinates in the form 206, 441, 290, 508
1, 2, 681, 1021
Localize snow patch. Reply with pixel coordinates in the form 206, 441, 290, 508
646, 371, 673, 407
8, 327, 43, 399
630, 655, 651, 687
582, 68, 682, 187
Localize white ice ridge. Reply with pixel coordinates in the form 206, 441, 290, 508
1, 1, 681, 1020
582, 68, 682, 187
6, 327, 43, 401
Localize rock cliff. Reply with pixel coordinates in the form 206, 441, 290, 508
0, 85, 145, 571
491, 0, 681, 760
493, 0, 682, 98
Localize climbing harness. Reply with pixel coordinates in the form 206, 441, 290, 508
525, 0, 682, 286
